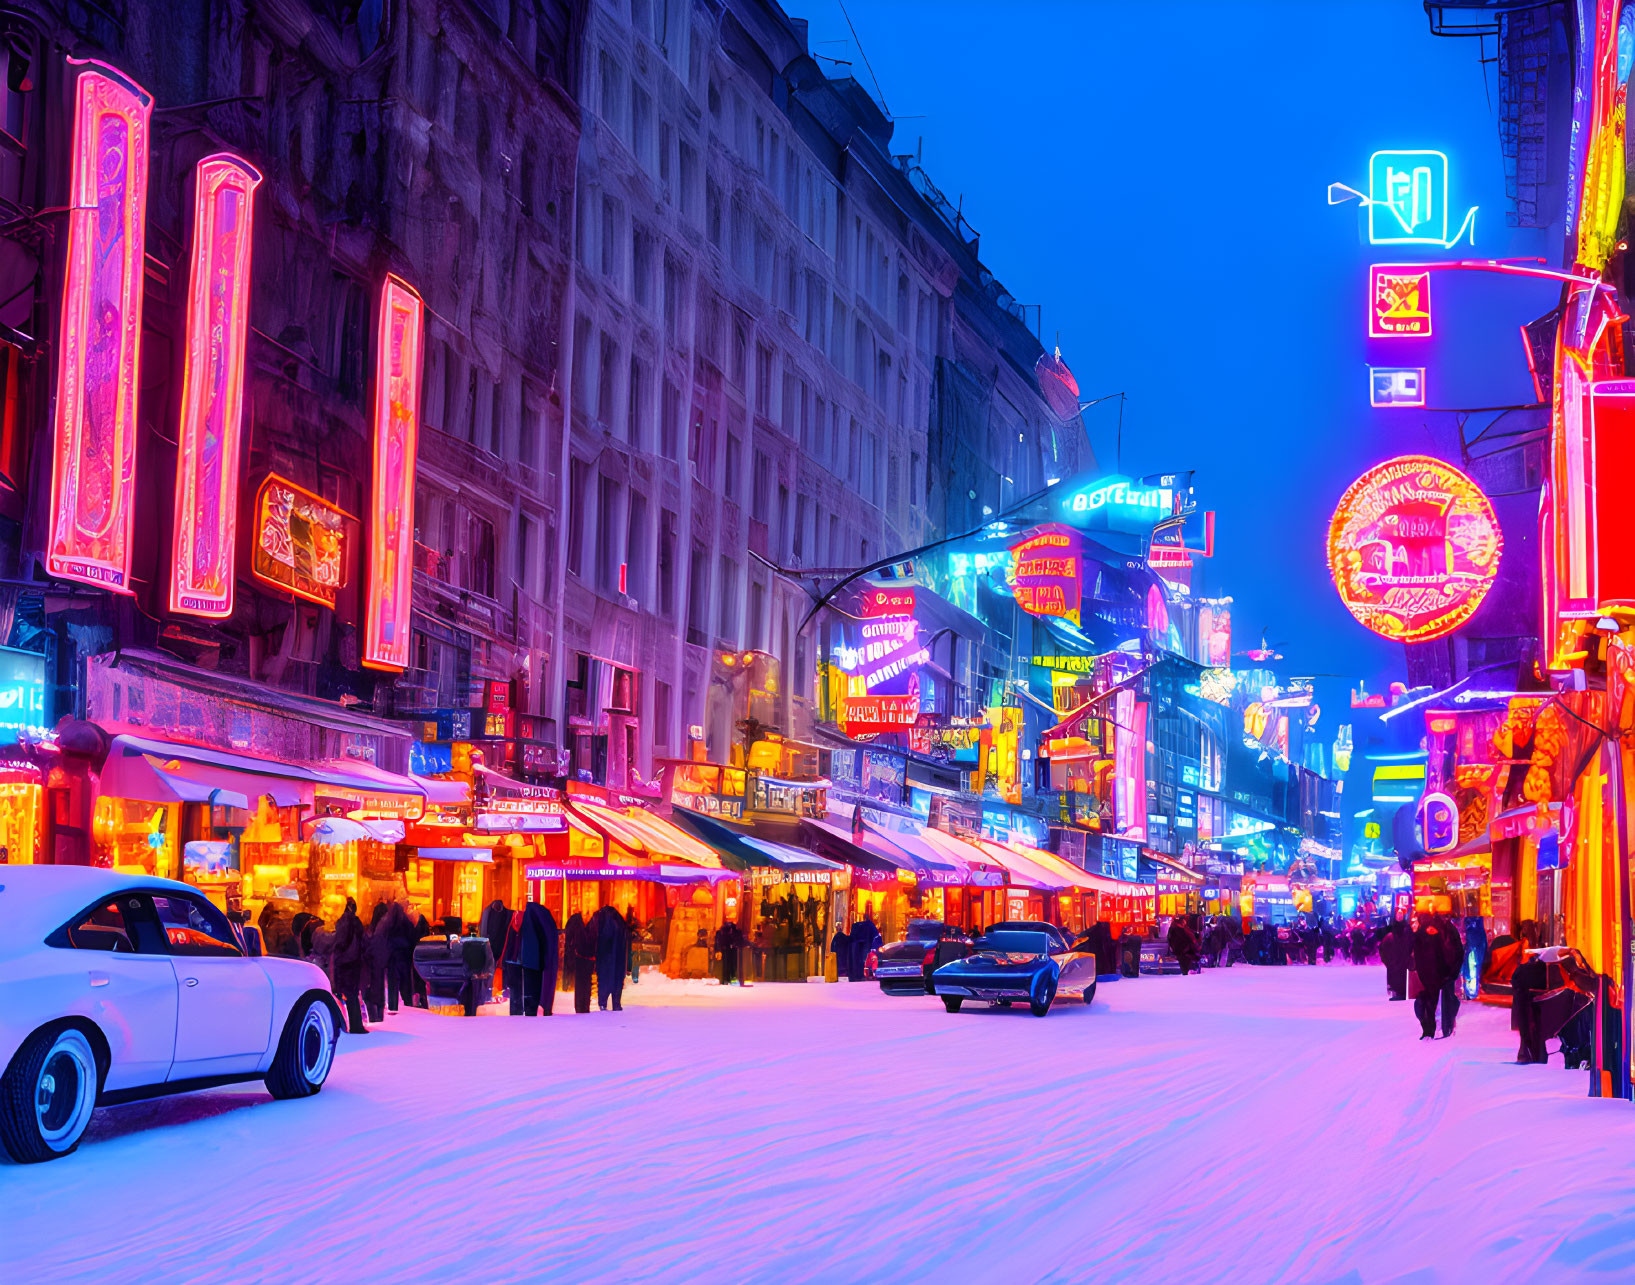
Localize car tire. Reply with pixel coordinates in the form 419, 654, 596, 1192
0, 1025, 101, 1164
1082, 980, 1097, 1008
1030, 978, 1056, 1018
941, 995, 963, 1013
265, 994, 339, 1101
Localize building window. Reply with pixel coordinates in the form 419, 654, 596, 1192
717, 556, 738, 639
597, 475, 622, 593
467, 515, 496, 599
659, 510, 678, 618
755, 344, 772, 418
751, 450, 771, 523
567, 459, 590, 576
654, 680, 672, 750
687, 543, 708, 644
626, 493, 648, 601
661, 379, 681, 459
597, 333, 618, 427
724, 434, 741, 501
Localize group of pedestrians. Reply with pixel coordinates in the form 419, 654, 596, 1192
480, 898, 639, 1016
254, 897, 429, 1035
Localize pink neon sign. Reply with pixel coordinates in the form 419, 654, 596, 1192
364, 275, 423, 671
170, 154, 261, 618
46, 63, 152, 591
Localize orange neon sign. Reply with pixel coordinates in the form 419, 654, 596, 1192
363, 275, 423, 671
46, 63, 152, 591
170, 154, 261, 617
1328, 455, 1502, 644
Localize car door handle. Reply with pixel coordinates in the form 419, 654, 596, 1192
89, 971, 109, 988
183, 977, 199, 987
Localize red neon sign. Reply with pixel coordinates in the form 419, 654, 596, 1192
170, 154, 261, 618
858, 586, 914, 618
364, 275, 424, 671
1327, 455, 1502, 643
1009, 524, 1082, 623
1369, 265, 1432, 338
46, 63, 152, 591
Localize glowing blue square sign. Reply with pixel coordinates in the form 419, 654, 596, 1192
1058, 475, 1176, 534
0, 646, 46, 739
1369, 151, 1448, 245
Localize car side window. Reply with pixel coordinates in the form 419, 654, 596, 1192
52, 899, 136, 953
149, 893, 242, 958
47, 893, 169, 955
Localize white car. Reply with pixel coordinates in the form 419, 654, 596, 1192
0, 866, 343, 1163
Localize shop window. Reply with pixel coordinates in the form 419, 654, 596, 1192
609, 666, 636, 714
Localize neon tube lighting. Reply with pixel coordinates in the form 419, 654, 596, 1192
170, 154, 261, 618
46, 62, 152, 592
363, 274, 424, 671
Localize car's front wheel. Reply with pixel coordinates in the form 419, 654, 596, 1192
941, 995, 963, 1013
265, 994, 338, 1100
1030, 977, 1056, 1018
0, 1025, 101, 1163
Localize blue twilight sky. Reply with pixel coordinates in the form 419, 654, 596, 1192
799, 0, 1560, 717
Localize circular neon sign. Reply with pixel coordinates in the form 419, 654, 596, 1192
1327, 455, 1502, 643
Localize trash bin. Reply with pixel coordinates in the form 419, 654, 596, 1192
413, 935, 496, 1015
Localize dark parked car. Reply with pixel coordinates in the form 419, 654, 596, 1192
874, 919, 972, 995
931, 923, 1098, 1017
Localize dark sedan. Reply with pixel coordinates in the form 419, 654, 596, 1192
931, 922, 1098, 1017
874, 919, 972, 995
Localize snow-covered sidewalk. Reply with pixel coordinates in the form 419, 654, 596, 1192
7, 964, 1635, 1283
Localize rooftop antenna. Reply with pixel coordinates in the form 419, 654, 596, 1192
837, 0, 890, 116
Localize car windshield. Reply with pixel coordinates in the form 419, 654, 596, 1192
982, 931, 1050, 956
904, 922, 946, 941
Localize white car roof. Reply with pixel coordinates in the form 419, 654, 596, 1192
0, 865, 202, 939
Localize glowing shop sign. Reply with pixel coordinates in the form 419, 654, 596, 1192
1366, 151, 1477, 247
1369, 266, 1432, 338
46, 63, 153, 592
170, 154, 261, 618
252, 475, 348, 608
843, 685, 921, 736
1327, 455, 1503, 643
1370, 368, 1425, 408
1419, 792, 1458, 855
1009, 524, 1082, 623
0, 645, 46, 736
858, 586, 915, 618
365, 276, 424, 671
1059, 476, 1174, 529
1569, 0, 1625, 271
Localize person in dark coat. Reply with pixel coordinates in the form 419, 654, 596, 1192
331, 898, 368, 1034
847, 913, 882, 982
1413, 914, 1460, 1038
481, 898, 510, 1001
564, 912, 595, 1013
519, 901, 559, 1016
1087, 920, 1117, 975
363, 900, 391, 1022
1379, 918, 1410, 1000
1167, 916, 1200, 975
714, 921, 744, 985
594, 905, 629, 1011
1511, 952, 1550, 1063
502, 908, 526, 1015
829, 927, 852, 981
626, 908, 643, 983
380, 901, 417, 1013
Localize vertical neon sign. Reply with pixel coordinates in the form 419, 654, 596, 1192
46, 63, 151, 591
364, 275, 423, 671
170, 154, 261, 618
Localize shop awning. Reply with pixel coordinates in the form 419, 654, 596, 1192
522, 861, 732, 884
863, 818, 1004, 887
669, 805, 838, 872
309, 816, 406, 845
106, 734, 427, 817
414, 847, 494, 863
99, 745, 251, 810
567, 800, 724, 868
412, 774, 471, 806
801, 815, 919, 876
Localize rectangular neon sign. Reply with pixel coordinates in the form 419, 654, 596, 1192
1369, 367, 1425, 407
364, 275, 424, 671
251, 474, 349, 607
46, 63, 152, 591
170, 154, 261, 617
1369, 266, 1432, 338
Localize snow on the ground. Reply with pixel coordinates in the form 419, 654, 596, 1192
7, 962, 1635, 1284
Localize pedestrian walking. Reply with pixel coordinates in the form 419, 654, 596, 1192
519, 900, 558, 1016
565, 912, 595, 1013
1167, 915, 1200, 974
331, 897, 368, 1035
595, 904, 629, 1011
481, 897, 510, 1001
363, 900, 390, 1022
382, 900, 417, 1014
502, 907, 525, 1015
1379, 917, 1410, 1001
715, 919, 743, 984
1412, 912, 1462, 1039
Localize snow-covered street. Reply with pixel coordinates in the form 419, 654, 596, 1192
8, 964, 1635, 1284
